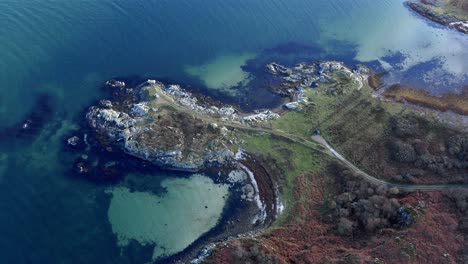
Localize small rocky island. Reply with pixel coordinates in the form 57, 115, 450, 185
77, 58, 467, 263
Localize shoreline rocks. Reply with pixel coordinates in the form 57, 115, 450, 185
265, 61, 370, 110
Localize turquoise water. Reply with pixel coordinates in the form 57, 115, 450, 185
0, 0, 467, 263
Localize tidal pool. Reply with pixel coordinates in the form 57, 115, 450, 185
185, 52, 255, 95
106, 174, 229, 260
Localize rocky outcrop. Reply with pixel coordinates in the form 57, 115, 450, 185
449, 21, 468, 33
163, 84, 238, 121
86, 80, 235, 171
265, 61, 370, 110
242, 110, 279, 123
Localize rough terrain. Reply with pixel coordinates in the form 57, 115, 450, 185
81, 59, 467, 263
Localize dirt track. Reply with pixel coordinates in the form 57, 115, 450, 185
312, 135, 468, 191
159, 88, 468, 192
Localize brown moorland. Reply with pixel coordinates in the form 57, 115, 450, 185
384, 84, 468, 115
205, 164, 465, 264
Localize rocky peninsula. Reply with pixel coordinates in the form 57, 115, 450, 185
407, 0, 468, 34
79, 59, 467, 263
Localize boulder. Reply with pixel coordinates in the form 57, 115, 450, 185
67, 136, 80, 146
129, 103, 149, 117
284, 102, 300, 111
105, 79, 125, 88
266, 63, 292, 75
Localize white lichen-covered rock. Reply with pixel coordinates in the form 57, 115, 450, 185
156, 83, 239, 120
129, 103, 149, 117
218, 106, 236, 117
166, 84, 190, 98
242, 110, 279, 123
449, 21, 468, 34
266, 62, 292, 75
105, 79, 126, 88
220, 126, 230, 136
88, 108, 135, 130
284, 102, 300, 111
86, 107, 135, 142
67, 136, 80, 146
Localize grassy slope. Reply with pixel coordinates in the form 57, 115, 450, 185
237, 83, 405, 222
241, 133, 325, 226
237, 83, 399, 222
274, 84, 406, 172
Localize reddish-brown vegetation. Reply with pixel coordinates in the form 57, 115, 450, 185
384, 85, 468, 115
368, 72, 386, 90
206, 168, 465, 264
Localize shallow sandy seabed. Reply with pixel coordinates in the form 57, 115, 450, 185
106, 174, 229, 260
185, 52, 256, 95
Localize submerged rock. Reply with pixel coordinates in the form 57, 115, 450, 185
0, 94, 54, 141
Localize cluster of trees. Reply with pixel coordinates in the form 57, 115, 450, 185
388, 116, 468, 179
228, 243, 279, 264
447, 135, 468, 161
447, 190, 468, 233
329, 164, 408, 236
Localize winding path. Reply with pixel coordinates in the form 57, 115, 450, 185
158, 87, 468, 192
311, 135, 468, 191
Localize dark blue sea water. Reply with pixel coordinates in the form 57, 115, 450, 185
0, 0, 467, 263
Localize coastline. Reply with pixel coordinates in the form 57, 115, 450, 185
75, 58, 467, 263
406, 1, 468, 34
176, 153, 282, 264
71, 77, 286, 263
383, 84, 468, 115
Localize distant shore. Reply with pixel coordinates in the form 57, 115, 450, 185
406, 1, 468, 34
